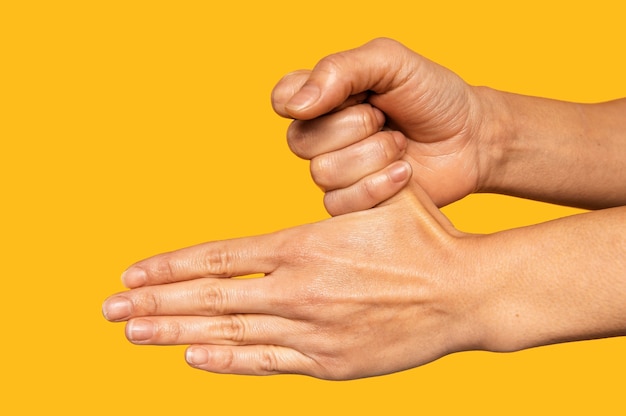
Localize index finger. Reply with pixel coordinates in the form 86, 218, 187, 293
121, 233, 283, 288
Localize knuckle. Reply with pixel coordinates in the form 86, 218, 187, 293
316, 53, 345, 75
369, 132, 395, 162
361, 175, 386, 206
221, 314, 247, 343
285, 226, 320, 261
357, 106, 380, 137
274, 225, 324, 269
200, 246, 234, 277
159, 320, 183, 343
259, 347, 281, 374
213, 348, 236, 372
134, 290, 161, 315
368, 37, 404, 54
197, 283, 227, 315
153, 254, 176, 283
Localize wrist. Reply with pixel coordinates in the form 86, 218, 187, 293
431, 233, 503, 354
465, 210, 626, 353
468, 86, 514, 195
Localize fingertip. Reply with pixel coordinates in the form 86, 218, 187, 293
121, 266, 146, 288
186, 346, 209, 367
323, 161, 413, 216
372, 106, 386, 128
391, 130, 407, 152
285, 83, 321, 117
387, 160, 412, 184
323, 191, 347, 217
271, 70, 310, 118
102, 296, 132, 322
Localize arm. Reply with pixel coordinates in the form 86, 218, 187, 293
272, 38, 626, 214
482, 92, 626, 209
469, 204, 626, 351
102, 190, 626, 379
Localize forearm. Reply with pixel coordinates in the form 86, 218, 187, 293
469, 205, 626, 352
477, 89, 626, 209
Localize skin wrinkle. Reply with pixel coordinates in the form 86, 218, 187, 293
103, 38, 626, 380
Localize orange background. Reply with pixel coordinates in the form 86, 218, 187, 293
1, 1, 625, 414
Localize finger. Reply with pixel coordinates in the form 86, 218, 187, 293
271, 70, 310, 118
103, 276, 275, 321
125, 314, 303, 347
323, 160, 412, 216
120, 233, 282, 288
284, 38, 415, 120
287, 103, 385, 159
272, 70, 371, 119
310, 131, 407, 191
186, 344, 318, 377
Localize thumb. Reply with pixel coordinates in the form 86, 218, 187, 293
284, 38, 416, 120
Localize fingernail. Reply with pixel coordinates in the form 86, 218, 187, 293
285, 84, 321, 113
126, 319, 154, 342
121, 267, 146, 288
389, 162, 410, 183
102, 296, 132, 321
186, 347, 208, 366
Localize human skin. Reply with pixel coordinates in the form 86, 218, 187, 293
272, 38, 626, 215
102, 38, 626, 380
102, 184, 626, 379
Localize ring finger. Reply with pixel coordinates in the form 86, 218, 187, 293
125, 314, 306, 347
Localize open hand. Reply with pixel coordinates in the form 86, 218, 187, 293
102, 189, 485, 380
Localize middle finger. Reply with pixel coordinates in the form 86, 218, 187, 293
102, 277, 278, 321
287, 103, 385, 160
125, 314, 308, 347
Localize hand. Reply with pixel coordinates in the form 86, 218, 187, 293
272, 38, 498, 215
102, 189, 485, 380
